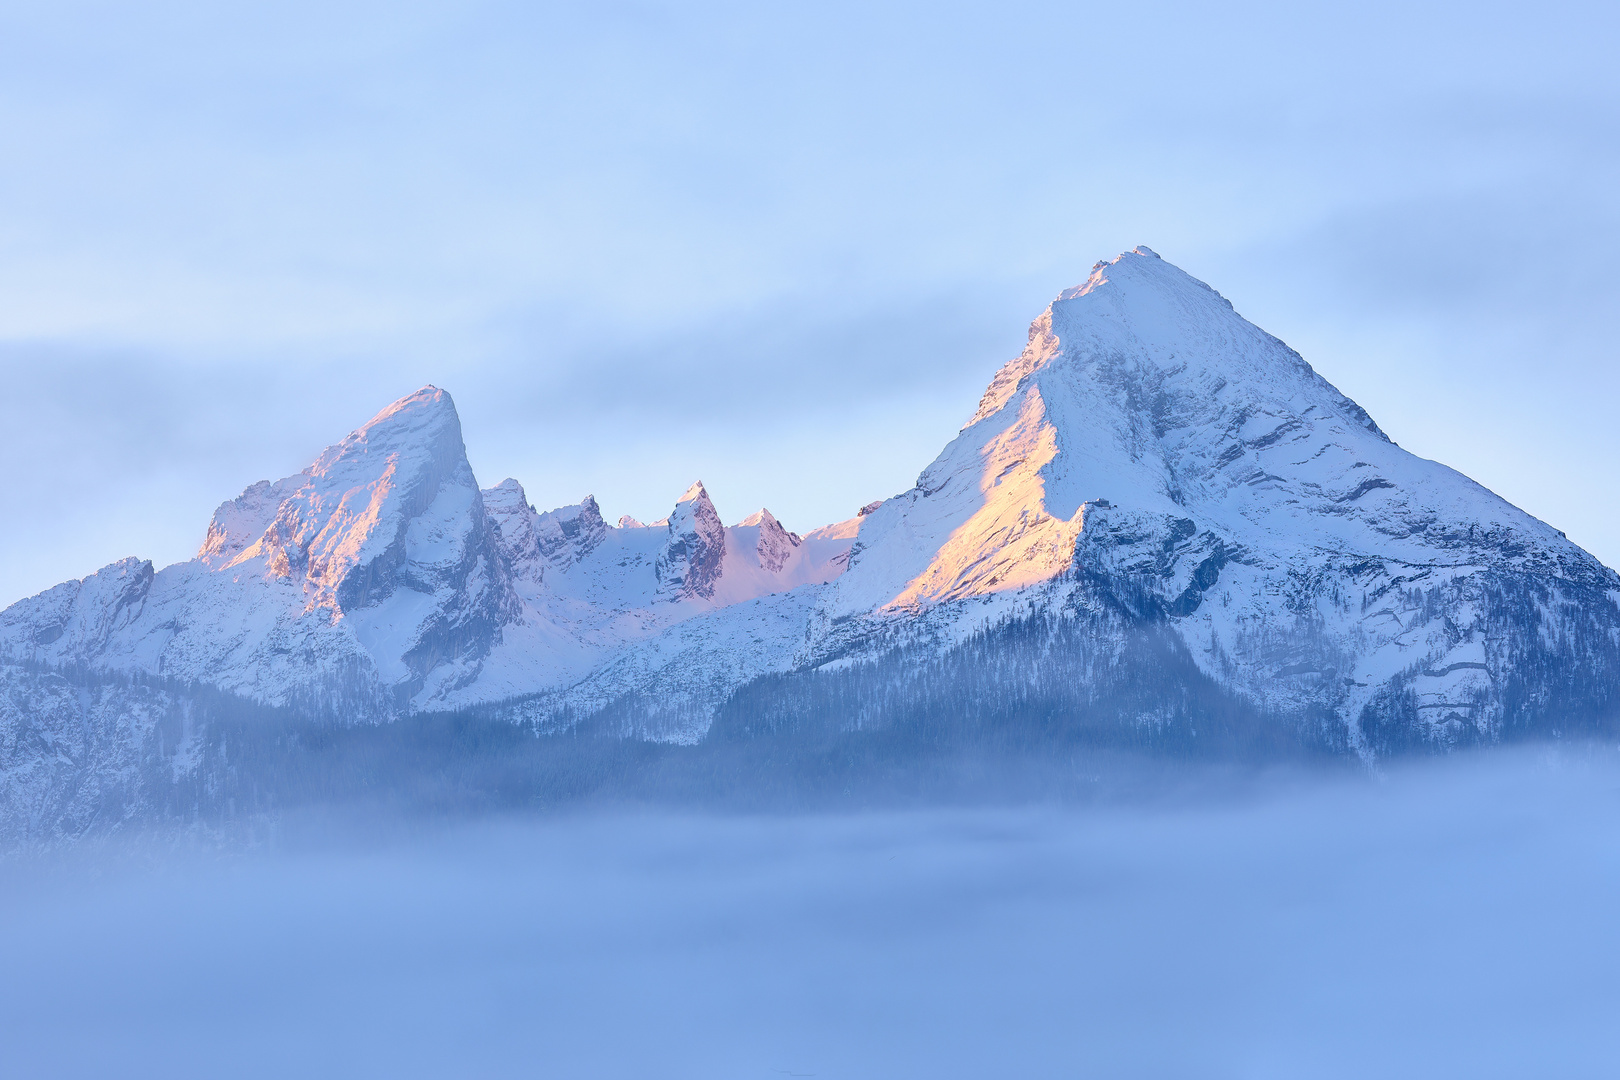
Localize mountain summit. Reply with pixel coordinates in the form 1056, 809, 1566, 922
813, 248, 1617, 755
4, 250, 1619, 838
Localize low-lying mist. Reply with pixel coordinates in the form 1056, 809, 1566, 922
4, 746, 1619, 1079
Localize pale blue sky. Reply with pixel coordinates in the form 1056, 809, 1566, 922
2, 0, 1617, 604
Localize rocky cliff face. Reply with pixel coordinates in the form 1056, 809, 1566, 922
655, 483, 728, 600
3, 250, 1619, 839
739, 509, 802, 573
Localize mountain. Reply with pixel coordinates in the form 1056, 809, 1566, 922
3, 387, 517, 719
791, 248, 1620, 756
4, 248, 1619, 839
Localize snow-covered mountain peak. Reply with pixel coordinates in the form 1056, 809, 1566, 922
198, 385, 476, 578
734, 509, 801, 573
483, 479, 545, 577
319, 384, 461, 460
90, 385, 510, 709
213, 385, 490, 617
973, 248, 1253, 427
676, 481, 711, 507
0, 556, 156, 660
1054, 245, 1184, 302
487, 477, 526, 498
534, 496, 610, 572
198, 479, 290, 568
656, 481, 726, 600
834, 248, 1604, 622
665, 482, 719, 529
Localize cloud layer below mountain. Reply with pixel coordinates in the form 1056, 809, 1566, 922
4, 746, 1618, 1078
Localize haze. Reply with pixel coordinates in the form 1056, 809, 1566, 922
4, 749, 1619, 1078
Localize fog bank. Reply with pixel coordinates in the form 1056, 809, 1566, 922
3, 747, 1618, 1078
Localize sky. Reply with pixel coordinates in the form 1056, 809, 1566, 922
1, 0, 1617, 605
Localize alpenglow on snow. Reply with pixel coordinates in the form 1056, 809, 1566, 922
4, 248, 1619, 834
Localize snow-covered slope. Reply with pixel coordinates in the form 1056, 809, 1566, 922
835, 248, 1583, 613
0, 387, 518, 718
807, 248, 1620, 751
4, 248, 1620, 837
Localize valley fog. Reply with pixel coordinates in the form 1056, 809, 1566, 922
4, 747, 1619, 1079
